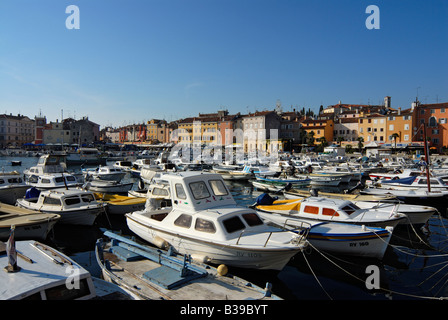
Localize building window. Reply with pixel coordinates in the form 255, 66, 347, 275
429, 117, 437, 127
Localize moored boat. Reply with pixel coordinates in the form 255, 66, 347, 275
0, 237, 132, 300
126, 172, 309, 271
96, 230, 282, 300
16, 188, 105, 226
0, 171, 30, 205
258, 211, 393, 259
0, 203, 60, 240
254, 194, 406, 228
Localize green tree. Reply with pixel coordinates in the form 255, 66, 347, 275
357, 137, 364, 153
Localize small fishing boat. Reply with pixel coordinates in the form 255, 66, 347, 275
66, 147, 106, 166
113, 160, 134, 171
0, 171, 30, 205
16, 188, 106, 226
126, 172, 309, 271
0, 203, 60, 240
369, 175, 448, 190
254, 194, 406, 228
96, 230, 282, 300
258, 211, 393, 259
253, 175, 312, 190
360, 187, 448, 204
83, 165, 126, 182
211, 165, 254, 180
95, 193, 146, 215
0, 237, 132, 300
283, 188, 398, 202
83, 180, 134, 194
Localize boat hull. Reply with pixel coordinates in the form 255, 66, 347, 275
126, 213, 304, 271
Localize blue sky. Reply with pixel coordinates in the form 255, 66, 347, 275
1, 0, 447, 128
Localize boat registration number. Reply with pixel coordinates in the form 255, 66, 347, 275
236, 251, 262, 258
349, 242, 369, 247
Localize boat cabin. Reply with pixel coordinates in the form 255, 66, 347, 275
296, 197, 363, 221
24, 188, 98, 209
32, 174, 80, 189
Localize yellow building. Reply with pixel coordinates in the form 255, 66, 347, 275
385, 108, 413, 147
358, 113, 387, 144
301, 117, 334, 145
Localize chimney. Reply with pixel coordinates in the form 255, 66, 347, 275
398, 107, 401, 115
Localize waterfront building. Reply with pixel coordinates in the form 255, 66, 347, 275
241, 110, 281, 153
414, 101, 448, 153
0, 113, 34, 148
358, 112, 387, 144
146, 119, 168, 144
385, 107, 413, 149
301, 116, 334, 147
42, 117, 100, 147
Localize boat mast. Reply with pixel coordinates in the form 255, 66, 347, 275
422, 122, 431, 192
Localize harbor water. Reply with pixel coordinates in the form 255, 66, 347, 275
3, 156, 448, 300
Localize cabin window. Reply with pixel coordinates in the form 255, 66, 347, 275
223, 216, 245, 233
66, 176, 76, 182
175, 183, 187, 199
189, 181, 211, 200
195, 218, 216, 233
174, 214, 192, 228
0, 179, 4, 184
55, 177, 64, 183
304, 205, 319, 214
242, 213, 264, 226
43, 197, 62, 206
152, 187, 169, 197
41, 178, 51, 184
81, 194, 95, 203
65, 196, 81, 206
322, 208, 339, 217
209, 179, 228, 196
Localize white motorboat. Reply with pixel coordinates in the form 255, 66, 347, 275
23, 154, 68, 182
0, 203, 60, 240
126, 172, 309, 271
83, 165, 126, 182
369, 175, 448, 190
258, 211, 393, 259
0, 237, 132, 300
16, 188, 105, 226
254, 194, 406, 228
283, 188, 435, 225
82, 180, 134, 194
360, 187, 448, 204
27, 173, 82, 190
113, 160, 134, 171
0, 171, 30, 205
95, 230, 281, 300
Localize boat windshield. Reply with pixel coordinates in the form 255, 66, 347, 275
189, 181, 211, 200
209, 179, 228, 196
341, 204, 360, 215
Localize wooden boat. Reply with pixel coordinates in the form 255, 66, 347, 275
0, 171, 30, 205
254, 194, 406, 228
95, 230, 282, 300
126, 172, 309, 271
16, 188, 105, 226
0, 203, 60, 240
95, 193, 146, 215
258, 211, 393, 259
0, 237, 132, 300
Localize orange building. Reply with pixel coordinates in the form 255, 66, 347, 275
414, 102, 448, 153
301, 117, 334, 145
